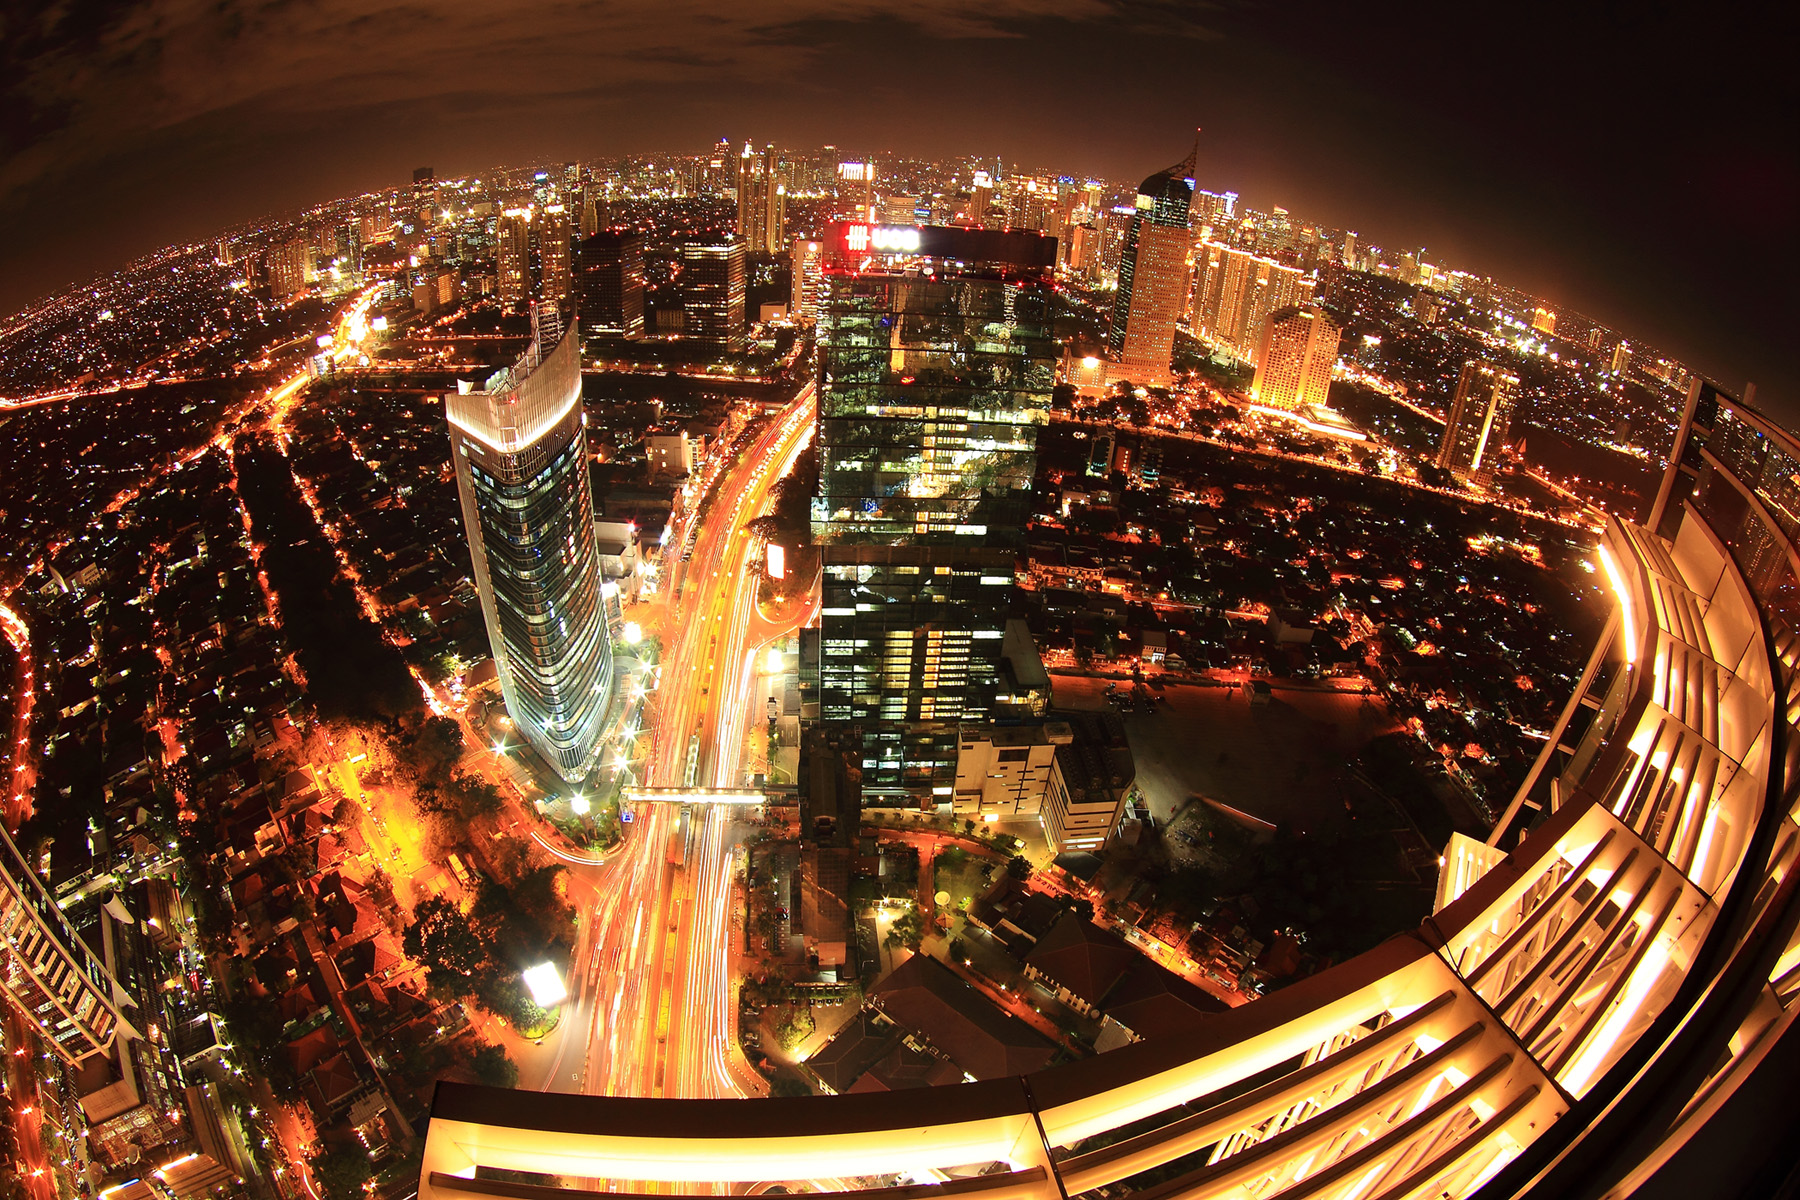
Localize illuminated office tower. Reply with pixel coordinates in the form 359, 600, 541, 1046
1107, 145, 1195, 385
537, 205, 571, 302
1342, 230, 1358, 269
496, 209, 532, 309
681, 241, 746, 350
1436, 359, 1521, 485
790, 237, 824, 325
813, 224, 1057, 797
1192, 241, 1314, 364
575, 230, 646, 339
447, 314, 612, 781
0, 826, 133, 1065
1251, 306, 1341, 410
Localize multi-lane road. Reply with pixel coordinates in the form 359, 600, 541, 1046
526, 385, 816, 1103
0, 601, 36, 831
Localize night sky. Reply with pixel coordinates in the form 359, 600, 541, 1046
3, 1, 1794, 413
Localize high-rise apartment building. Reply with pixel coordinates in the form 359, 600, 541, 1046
446, 314, 612, 781
813, 223, 1057, 797
0, 826, 133, 1065
537, 205, 572, 302
1107, 150, 1194, 386
1250, 306, 1341, 411
575, 231, 646, 339
496, 209, 532, 309
1192, 241, 1315, 364
735, 144, 785, 255
267, 238, 309, 300
1436, 359, 1520, 484
790, 238, 824, 325
680, 241, 746, 350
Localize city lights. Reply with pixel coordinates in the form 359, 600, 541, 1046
0, 92, 1781, 1200
521, 962, 568, 1008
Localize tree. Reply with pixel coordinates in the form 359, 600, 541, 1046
451, 773, 505, 821
310, 1144, 373, 1197
405, 716, 465, 782
1005, 854, 1033, 881
884, 909, 925, 950
404, 897, 486, 994
470, 1043, 520, 1089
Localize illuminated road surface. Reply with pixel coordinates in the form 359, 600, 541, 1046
0, 602, 36, 830
533, 385, 816, 1108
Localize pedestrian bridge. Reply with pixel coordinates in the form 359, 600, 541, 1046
623, 786, 766, 806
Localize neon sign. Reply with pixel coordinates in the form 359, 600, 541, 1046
842, 224, 922, 254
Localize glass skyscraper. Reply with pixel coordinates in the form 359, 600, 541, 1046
813, 224, 1057, 798
1108, 149, 1195, 385
0, 824, 131, 1065
447, 313, 612, 782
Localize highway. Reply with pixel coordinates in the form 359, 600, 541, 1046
0, 601, 35, 831
526, 383, 816, 1106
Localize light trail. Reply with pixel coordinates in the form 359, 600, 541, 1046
0, 602, 36, 829
550, 381, 816, 1115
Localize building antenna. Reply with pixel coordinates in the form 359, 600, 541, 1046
1169, 127, 1202, 180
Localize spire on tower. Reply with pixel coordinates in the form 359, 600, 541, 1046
1167, 127, 1201, 180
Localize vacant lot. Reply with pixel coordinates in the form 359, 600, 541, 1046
1052, 674, 1403, 837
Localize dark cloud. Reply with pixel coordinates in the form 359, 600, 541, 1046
1, 0, 1794, 412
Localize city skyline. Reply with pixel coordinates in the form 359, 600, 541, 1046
1, 8, 1798, 1196
1, 3, 1794, 413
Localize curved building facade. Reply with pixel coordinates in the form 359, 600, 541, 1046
421, 379, 1800, 1197
447, 317, 612, 782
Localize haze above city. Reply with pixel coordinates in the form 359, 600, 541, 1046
2, 0, 1794, 410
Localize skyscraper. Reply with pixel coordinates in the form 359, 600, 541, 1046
735, 144, 785, 255
790, 237, 824, 325
813, 223, 1057, 797
1436, 359, 1520, 484
0, 825, 133, 1065
575, 231, 646, 339
446, 313, 612, 781
496, 209, 532, 309
1251, 306, 1341, 410
1192, 241, 1314, 364
680, 241, 746, 350
536, 204, 572, 303
267, 238, 309, 300
1108, 143, 1196, 385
